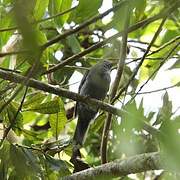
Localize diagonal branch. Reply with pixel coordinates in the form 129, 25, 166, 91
43, 2, 179, 75
0, 69, 124, 116
63, 152, 162, 180
112, 16, 168, 103
41, 0, 127, 50
0, 68, 161, 137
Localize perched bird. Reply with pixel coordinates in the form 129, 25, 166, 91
71, 60, 112, 161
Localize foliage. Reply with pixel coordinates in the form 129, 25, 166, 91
0, 0, 180, 179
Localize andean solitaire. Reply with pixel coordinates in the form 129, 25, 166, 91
72, 60, 112, 159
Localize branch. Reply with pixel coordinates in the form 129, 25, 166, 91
130, 82, 180, 95
148, 35, 180, 57
63, 152, 162, 180
113, 16, 168, 103
43, 2, 179, 75
41, 0, 127, 50
101, 3, 130, 164
131, 41, 180, 101
0, 69, 161, 137
0, 69, 124, 116
0, 50, 28, 58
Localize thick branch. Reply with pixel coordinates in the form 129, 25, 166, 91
0, 69, 124, 116
0, 69, 161, 136
63, 152, 162, 180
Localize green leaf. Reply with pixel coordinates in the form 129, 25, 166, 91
168, 59, 180, 70
161, 30, 179, 45
49, 97, 67, 137
14, 1, 39, 52
133, 0, 146, 21
121, 100, 145, 131
45, 155, 70, 176
0, 141, 11, 178
34, 0, 49, 20
6, 103, 23, 131
24, 99, 60, 114
91, 113, 106, 132
48, 0, 72, 26
10, 144, 37, 177
154, 92, 172, 125
70, 0, 103, 23
23, 92, 47, 109
159, 119, 180, 172
67, 35, 81, 54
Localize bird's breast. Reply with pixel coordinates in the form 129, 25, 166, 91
80, 73, 110, 100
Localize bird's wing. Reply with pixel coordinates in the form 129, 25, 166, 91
74, 70, 89, 117
78, 70, 89, 93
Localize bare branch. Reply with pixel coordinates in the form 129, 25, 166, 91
101, 3, 130, 164
131, 42, 180, 101
63, 152, 162, 180
0, 69, 124, 116
113, 16, 168, 103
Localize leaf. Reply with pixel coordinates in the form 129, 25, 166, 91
0, 141, 11, 178
24, 99, 61, 114
91, 113, 106, 132
161, 30, 179, 45
168, 59, 180, 70
49, 97, 67, 137
10, 144, 36, 177
45, 155, 70, 176
121, 100, 145, 131
48, 0, 72, 26
153, 92, 172, 125
69, 0, 103, 23
23, 92, 47, 108
133, 0, 146, 21
6, 103, 23, 131
34, 0, 49, 20
14, 1, 39, 52
159, 119, 180, 172
67, 35, 81, 54
22, 148, 42, 174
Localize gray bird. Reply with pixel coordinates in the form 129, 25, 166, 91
71, 60, 112, 160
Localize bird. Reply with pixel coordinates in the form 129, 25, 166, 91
71, 60, 112, 162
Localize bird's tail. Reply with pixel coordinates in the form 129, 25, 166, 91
71, 118, 89, 160
73, 118, 89, 147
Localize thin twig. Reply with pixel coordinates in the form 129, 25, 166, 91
129, 82, 179, 95
131, 42, 180, 101
148, 35, 180, 56
0, 50, 28, 58
113, 16, 168, 103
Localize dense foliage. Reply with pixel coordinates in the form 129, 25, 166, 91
0, 0, 180, 179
